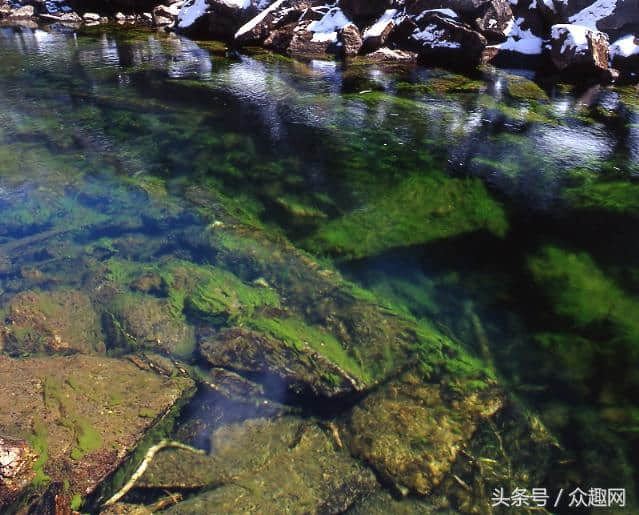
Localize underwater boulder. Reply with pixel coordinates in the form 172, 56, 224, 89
0, 354, 195, 511
0, 289, 104, 356
140, 416, 378, 512
200, 324, 366, 399
342, 369, 503, 496
103, 294, 196, 359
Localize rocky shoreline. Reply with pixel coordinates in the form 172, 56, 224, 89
1, 0, 638, 82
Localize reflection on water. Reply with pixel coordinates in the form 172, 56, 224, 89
1, 24, 638, 513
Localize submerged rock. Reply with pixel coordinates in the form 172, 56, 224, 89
342, 370, 502, 496
103, 294, 196, 358
141, 416, 378, 512
0, 289, 104, 356
200, 324, 364, 398
0, 354, 195, 510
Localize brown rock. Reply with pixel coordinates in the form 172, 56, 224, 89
339, 22, 363, 56
234, 0, 312, 44
550, 24, 610, 77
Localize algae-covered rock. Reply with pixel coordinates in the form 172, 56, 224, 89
564, 180, 639, 215
103, 294, 196, 358
303, 173, 509, 260
0, 289, 104, 356
342, 370, 502, 496
200, 324, 364, 398
0, 354, 194, 510
140, 416, 378, 513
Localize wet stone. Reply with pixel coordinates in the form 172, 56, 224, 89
0, 354, 195, 509
0, 289, 104, 356
200, 325, 364, 399
0, 435, 37, 507
140, 416, 378, 512
342, 370, 503, 496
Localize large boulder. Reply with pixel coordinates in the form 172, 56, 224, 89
288, 7, 352, 55
550, 23, 610, 77
339, 0, 391, 19
200, 325, 365, 399
0, 354, 194, 511
0, 289, 104, 356
140, 417, 378, 513
176, 0, 258, 40
339, 22, 363, 55
596, 0, 639, 40
408, 12, 488, 65
473, 0, 513, 40
361, 8, 400, 52
342, 370, 502, 496
483, 9, 545, 65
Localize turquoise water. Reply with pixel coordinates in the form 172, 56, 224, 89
1, 24, 638, 512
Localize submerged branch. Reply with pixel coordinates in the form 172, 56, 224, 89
102, 439, 206, 507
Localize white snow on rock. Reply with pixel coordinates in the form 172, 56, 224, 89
308, 8, 350, 43
552, 24, 591, 54
415, 8, 459, 22
363, 9, 397, 39
235, 0, 284, 39
221, 0, 251, 9
177, 0, 209, 29
490, 17, 543, 55
413, 24, 461, 48
569, 0, 617, 30
610, 34, 639, 58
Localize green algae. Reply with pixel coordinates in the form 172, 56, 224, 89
565, 180, 639, 214
528, 246, 639, 345
304, 173, 509, 259
28, 421, 50, 487
249, 316, 370, 383
505, 76, 548, 102
70, 418, 102, 461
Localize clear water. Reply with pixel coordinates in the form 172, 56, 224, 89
1, 24, 638, 512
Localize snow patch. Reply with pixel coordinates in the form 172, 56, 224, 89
569, 0, 617, 30
490, 16, 543, 55
413, 24, 461, 48
552, 24, 590, 54
177, 0, 209, 29
308, 8, 350, 43
610, 34, 639, 58
221, 0, 251, 9
235, 0, 284, 39
363, 9, 397, 39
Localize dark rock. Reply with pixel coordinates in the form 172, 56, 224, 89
150, 417, 379, 513
152, 4, 181, 26
200, 326, 364, 398
610, 33, 639, 72
598, 0, 639, 40
339, 0, 391, 19
408, 12, 488, 66
339, 22, 362, 56
263, 21, 298, 52
176, 0, 258, 40
234, 0, 311, 45
473, 0, 513, 40
550, 24, 610, 78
